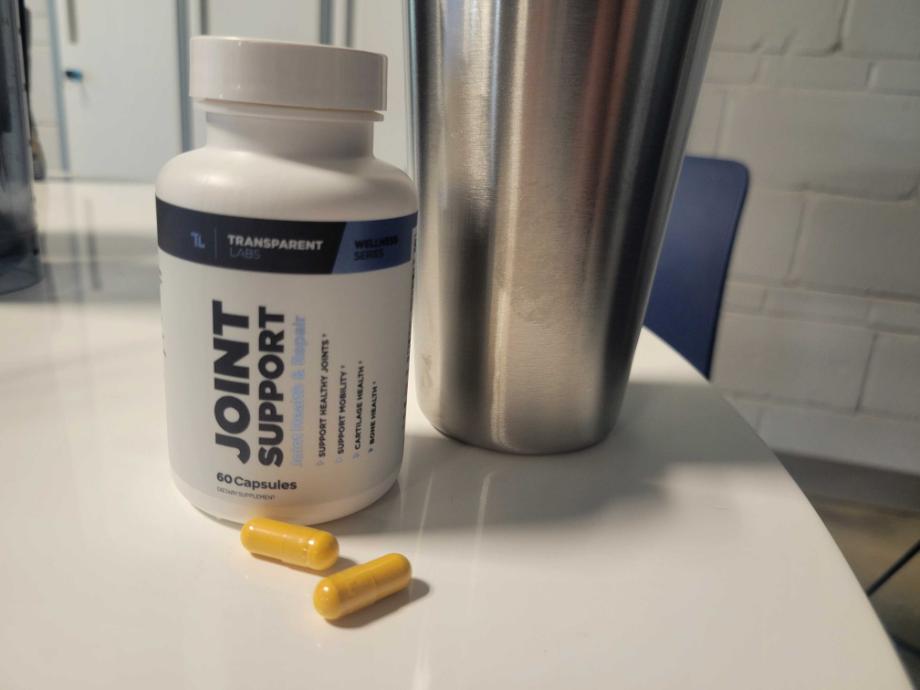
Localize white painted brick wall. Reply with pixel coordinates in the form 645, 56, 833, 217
869, 300, 920, 332
722, 281, 766, 312
793, 198, 920, 298
763, 287, 870, 323
685, 86, 725, 155
720, 90, 920, 199
712, 0, 848, 55
688, 0, 920, 475
872, 61, 920, 94
704, 52, 760, 85
843, 0, 920, 59
759, 405, 920, 476
760, 56, 871, 90
862, 334, 920, 418
728, 188, 804, 280
712, 313, 874, 409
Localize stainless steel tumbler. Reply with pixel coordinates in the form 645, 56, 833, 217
410, 0, 721, 453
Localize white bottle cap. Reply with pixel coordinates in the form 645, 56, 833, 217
190, 36, 387, 112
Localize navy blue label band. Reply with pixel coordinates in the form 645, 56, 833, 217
156, 199, 416, 274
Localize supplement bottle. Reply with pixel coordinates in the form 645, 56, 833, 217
156, 37, 417, 524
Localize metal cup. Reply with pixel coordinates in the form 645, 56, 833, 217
410, 0, 721, 453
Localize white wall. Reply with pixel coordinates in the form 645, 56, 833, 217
26, 0, 409, 175
52, 0, 182, 180
207, 0, 320, 42
24, 0, 64, 174
187, 0, 322, 151
348, 0, 411, 173
686, 0, 920, 475
187, 0, 410, 173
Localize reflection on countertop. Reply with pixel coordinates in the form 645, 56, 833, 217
6, 181, 159, 306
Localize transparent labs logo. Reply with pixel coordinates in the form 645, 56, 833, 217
190, 231, 206, 250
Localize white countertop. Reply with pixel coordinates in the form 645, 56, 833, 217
0, 182, 910, 689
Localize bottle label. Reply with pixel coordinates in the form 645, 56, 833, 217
156, 200, 415, 274
156, 199, 416, 520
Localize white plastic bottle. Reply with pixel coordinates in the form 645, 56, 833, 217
156, 37, 417, 524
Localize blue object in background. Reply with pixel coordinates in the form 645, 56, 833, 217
644, 156, 749, 378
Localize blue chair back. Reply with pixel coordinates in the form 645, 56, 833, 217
644, 156, 749, 378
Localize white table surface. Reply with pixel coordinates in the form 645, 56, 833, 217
0, 183, 911, 690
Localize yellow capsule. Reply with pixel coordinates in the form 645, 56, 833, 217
240, 517, 339, 571
313, 553, 412, 620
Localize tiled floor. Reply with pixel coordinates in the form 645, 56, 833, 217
782, 454, 920, 687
